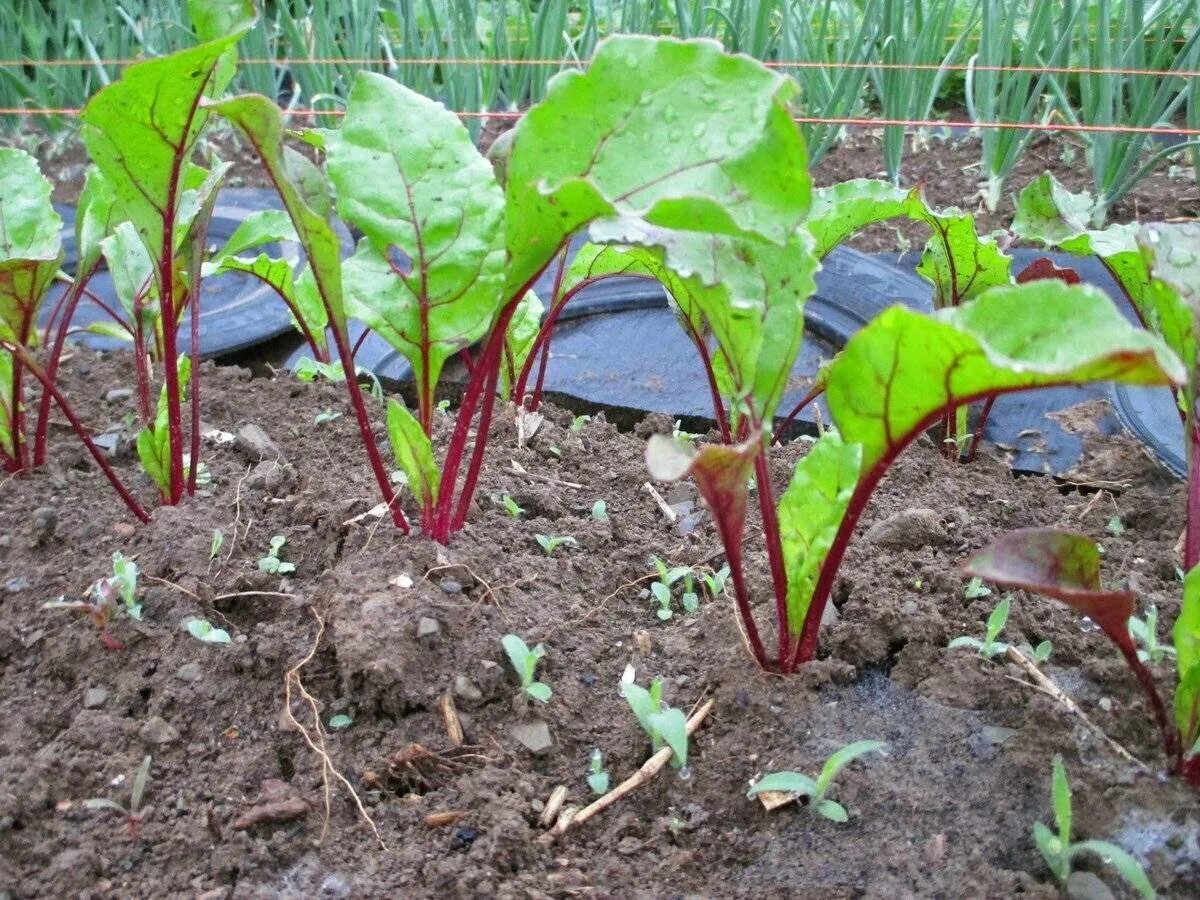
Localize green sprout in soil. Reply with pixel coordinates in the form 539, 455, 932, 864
1129, 606, 1175, 664
184, 617, 231, 645
535, 534, 575, 556
82, 755, 153, 840
948, 595, 1012, 659
257, 535, 295, 574
1106, 516, 1126, 536
1034, 756, 1154, 899
314, 409, 342, 426
500, 494, 525, 518
501, 634, 551, 703
43, 552, 142, 651
620, 676, 688, 768
587, 749, 610, 795
747, 739, 887, 823
328, 714, 352, 730
209, 529, 224, 561
591, 500, 608, 521
570, 415, 591, 433
963, 576, 992, 600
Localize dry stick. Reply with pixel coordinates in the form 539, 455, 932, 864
642, 481, 677, 523
1002, 645, 1151, 773
509, 460, 583, 489
283, 608, 387, 849
541, 698, 715, 842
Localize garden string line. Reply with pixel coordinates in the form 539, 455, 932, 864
1, 105, 1198, 138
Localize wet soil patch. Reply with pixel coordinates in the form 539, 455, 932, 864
1, 351, 1197, 897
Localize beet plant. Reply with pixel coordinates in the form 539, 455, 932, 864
965, 528, 1199, 787
648, 281, 1184, 672
216, 35, 813, 542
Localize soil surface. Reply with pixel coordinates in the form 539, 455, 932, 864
9, 119, 1199, 243
1, 351, 1197, 898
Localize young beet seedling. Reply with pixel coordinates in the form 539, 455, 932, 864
949, 595, 1012, 660
83, 755, 153, 840
500, 494, 525, 518
649, 556, 699, 621
1034, 756, 1154, 899
587, 749, 610, 795
1129, 607, 1175, 665
620, 675, 688, 769
43, 552, 143, 650
535, 534, 575, 556
257, 535, 295, 575
966, 528, 1200, 786
747, 740, 887, 823
501, 634, 552, 703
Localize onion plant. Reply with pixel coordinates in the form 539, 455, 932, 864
868, 0, 979, 185
1045, 0, 1200, 226
966, 0, 1078, 212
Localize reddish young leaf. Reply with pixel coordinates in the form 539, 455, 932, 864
965, 527, 1179, 770
1016, 257, 1082, 285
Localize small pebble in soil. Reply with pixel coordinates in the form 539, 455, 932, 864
176, 663, 203, 683
234, 423, 281, 460
103, 387, 133, 404
83, 687, 108, 709
453, 675, 483, 704
450, 827, 477, 851
32, 506, 57, 543
416, 617, 441, 641
439, 578, 463, 594
1065, 870, 1117, 900
139, 716, 180, 746
580, 673, 597, 687
510, 720, 553, 755
864, 507, 947, 550
4, 576, 31, 594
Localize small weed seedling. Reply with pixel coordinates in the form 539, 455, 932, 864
948, 595, 1011, 659
587, 749, 610, 795
620, 675, 688, 768
534, 534, 575, 556
1034, 756, 1154, 898
184, 617, 231, 645
747, 740, 887, 823
209, 529, 224, 561
700, 565, 731, 598
83, 755, 153, 839
964, 576, 992, 600
257, 535, 295, 574
500, 494, 525, 518
1129, 606, 1175, 664
591, 500, 608, 520
649, 557, 703, 621
501, 634, 552, 702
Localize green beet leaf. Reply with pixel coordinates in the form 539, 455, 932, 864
0, 148, 63, 344
0, 351, 13, 459
778, 432, 862, 634
916, 209, 1012, 310
826, 280, 1186, 475
500, 290, 543, 400
137, 356, 193, 498
213, 94, 346, 330
505, 35, 811, 297
805, 180, 917, 259
329, 73, 506, 432
385, 398, 440, 509
1178, 565, 1200, 751
75, 168, 120, 275
81, 35, 244, 266
100, 222, 155, 328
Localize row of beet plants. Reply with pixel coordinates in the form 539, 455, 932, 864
0, 9, 1195, 784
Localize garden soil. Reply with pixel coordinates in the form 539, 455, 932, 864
1, 351, 1198, 898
